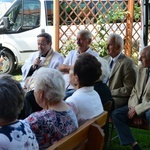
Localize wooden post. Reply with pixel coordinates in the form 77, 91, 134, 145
124, 0, 134, 57
53, 0, 59, 51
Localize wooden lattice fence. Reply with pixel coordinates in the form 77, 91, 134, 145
54, 0, 141, 63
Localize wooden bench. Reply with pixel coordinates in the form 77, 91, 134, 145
47, 111, 108, 150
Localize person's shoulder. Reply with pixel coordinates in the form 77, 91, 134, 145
66, 95, 75, 103
63, 50, 77, 58
87, 48, 99, 57
137, 63, 143, 71
120, 53, 135, 63
32, 51, 39, 56
24, 111, 41, 123
19, 120, 35, 133
53, 51, 64, 58
98, 56, 109, 65
65, 90, 79, 102
69, 50, 78, 54
103, 54, 109, 58
26, 51, 39, 59
0, 132, 10, 147
103, 55, 110, 60
121, 53, 131, 60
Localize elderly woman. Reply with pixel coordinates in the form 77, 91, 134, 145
66, 53, 104, 125
24, 68, 78, 149
0, 75, 38, 149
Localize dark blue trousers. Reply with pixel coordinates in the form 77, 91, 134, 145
111, 105, 150, 146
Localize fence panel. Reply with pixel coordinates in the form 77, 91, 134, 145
58, 0, 141, 63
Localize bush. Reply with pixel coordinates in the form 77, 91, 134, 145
60, 39, 77, 57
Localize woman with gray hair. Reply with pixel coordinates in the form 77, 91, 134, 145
0, 75, 38, 149
24, 67, 78, 149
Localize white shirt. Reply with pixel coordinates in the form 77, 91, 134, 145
109, 52, 122, 72
22, 50, 64, 81
66, 86, 104, 125
63, 48, 99, 89
63, 48, 99, 66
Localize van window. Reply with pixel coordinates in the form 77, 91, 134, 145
45, 1, 53, 26
3, 0, 40, 33
23, 2, 40, 27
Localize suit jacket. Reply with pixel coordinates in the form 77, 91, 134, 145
128, 65, 150, 116
105, 53, 136, 108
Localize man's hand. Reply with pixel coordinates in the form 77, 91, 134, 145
128, 106, 143, 126
127, 106, 136, 119
58, 64, 71, 73
33, 57, 41, 69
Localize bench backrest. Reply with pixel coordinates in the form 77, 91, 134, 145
48, 111, 108, 150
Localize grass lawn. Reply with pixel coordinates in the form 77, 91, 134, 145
109, 127, 150, 150
12, 67, 22, 82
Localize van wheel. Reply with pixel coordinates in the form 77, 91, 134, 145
0, 51, 15, 74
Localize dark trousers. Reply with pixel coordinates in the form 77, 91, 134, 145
18, 90, 42, 119
25, 90, 42, 112
111, 105, 136, 146
111, 105, 150, 146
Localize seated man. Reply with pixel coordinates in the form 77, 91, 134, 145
20, 32, 64, 118
111, 45, 150, 150
22, 32, 64, 84
59, 29, 108, 99
105, 33, 136, 109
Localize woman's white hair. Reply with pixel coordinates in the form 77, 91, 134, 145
34, 67, 65, 103
97, 57, 110, 83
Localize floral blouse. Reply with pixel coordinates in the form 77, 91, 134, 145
25, 109, 78, 150
0, 120, 39, 150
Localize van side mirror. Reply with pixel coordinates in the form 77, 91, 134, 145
3, 17, 10, 30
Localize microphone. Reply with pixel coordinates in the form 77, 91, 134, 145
35, 54, 41, 69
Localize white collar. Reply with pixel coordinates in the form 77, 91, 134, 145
110, 52, 122, 63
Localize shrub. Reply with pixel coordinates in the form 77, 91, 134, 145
60, 39, 77, 57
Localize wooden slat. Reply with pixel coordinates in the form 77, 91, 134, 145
87, 123, 105, 150
53, 0, 59, 51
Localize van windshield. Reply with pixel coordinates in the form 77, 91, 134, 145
1, 0, 40, 33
